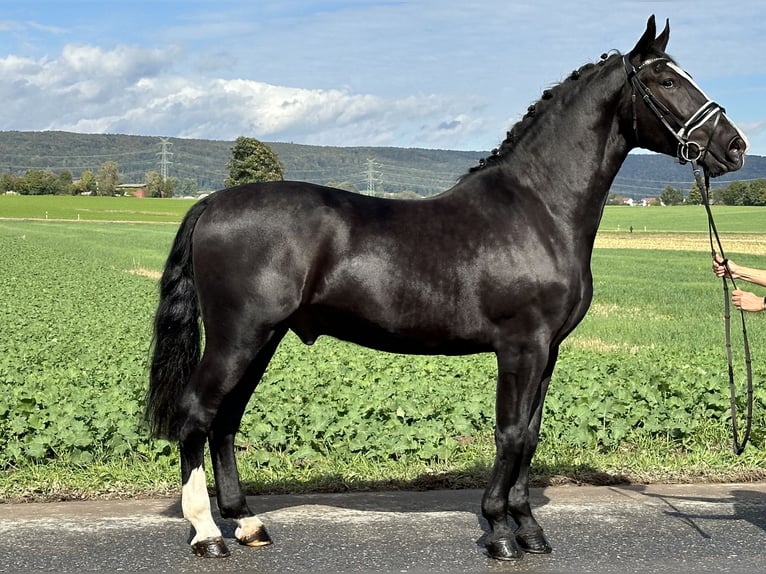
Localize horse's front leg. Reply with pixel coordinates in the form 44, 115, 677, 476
482, 345, 549, 561
507, 349, 557, 555
504, 400, 552, 555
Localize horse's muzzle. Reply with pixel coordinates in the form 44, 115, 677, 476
703, 134, 748, 177
726, 136, 748, 167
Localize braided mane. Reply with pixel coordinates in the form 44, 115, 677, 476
467, 51, 624, 174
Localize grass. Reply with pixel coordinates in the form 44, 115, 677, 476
2, 197, 766, 502
0, 194, 194, 222
2, 194, 766, 231
5, 430, 766, 503
600, 204, 766, 233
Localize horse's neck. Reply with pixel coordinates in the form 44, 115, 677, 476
493, 63, 631, 236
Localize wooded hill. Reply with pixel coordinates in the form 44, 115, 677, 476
0, 130, 764, 198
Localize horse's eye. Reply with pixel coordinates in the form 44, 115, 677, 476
660, 78, 675, 89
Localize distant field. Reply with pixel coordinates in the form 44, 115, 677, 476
2, 195, 766, 232
600, 205, 766, 234
0, 194, 195, 223
595, 232, 766, 256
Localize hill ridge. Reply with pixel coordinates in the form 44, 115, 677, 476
0, 130, 763, 198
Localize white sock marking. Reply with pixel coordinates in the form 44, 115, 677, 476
181, 466, 221, 545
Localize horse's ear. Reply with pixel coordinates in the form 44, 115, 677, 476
629, 15, 657, 61
654, 18, 670, 52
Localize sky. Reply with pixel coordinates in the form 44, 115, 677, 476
0, 0, 764, 155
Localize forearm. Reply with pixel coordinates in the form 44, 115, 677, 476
732, 264, 766, 288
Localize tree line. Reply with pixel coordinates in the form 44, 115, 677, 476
660, 179, 766, 206
3, 133, 764, 204
0, 138, 284, 197
608, 178, 766, 206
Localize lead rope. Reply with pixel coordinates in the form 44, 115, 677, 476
693, 160, 753, 455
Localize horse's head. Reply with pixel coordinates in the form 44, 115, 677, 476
624, 15, 748, 177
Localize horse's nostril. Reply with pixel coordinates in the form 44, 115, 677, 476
729, 137, 746, 158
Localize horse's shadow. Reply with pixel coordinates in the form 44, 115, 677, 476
159, 468, 766, 550
615, 485, 766, 538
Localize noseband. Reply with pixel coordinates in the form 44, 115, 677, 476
624, 55, 725, 163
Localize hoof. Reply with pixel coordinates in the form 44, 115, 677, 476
486, 537, 524, 561
516, 528, 552, 554
238, 526, 273, 548
191, 536, 231, 558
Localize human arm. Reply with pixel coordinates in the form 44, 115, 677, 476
712, 255, 766, 288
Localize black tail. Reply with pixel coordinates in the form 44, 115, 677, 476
145, 198, 210, 441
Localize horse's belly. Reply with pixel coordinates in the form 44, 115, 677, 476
287, 305, 490, 355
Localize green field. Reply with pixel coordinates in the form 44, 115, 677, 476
2, 194, 766, 233
2, 195, 766, 501
0, 194, 195, 223
601, 204, 766, 234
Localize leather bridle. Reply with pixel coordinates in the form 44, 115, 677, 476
624, 54, 725, 165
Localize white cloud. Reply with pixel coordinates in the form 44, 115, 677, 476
0, 43, 492, 148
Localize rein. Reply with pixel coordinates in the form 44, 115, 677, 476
693, 162, 754, 455
624, 54, 753, 455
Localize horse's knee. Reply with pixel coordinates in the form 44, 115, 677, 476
493, 426, 527, 461
482, 496, 504, 525
178, 393, 217, 440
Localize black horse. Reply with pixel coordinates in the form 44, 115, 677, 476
146, 16, 747, 561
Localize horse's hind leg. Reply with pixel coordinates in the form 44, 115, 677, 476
179, 390, 227, 557
209, 327, 287, 548
178, 339, 263, 557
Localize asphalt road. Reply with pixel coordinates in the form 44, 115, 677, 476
2, 482, 766, 573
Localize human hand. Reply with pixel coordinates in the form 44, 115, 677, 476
712, 255, 738, 279
731, 289, 765, 312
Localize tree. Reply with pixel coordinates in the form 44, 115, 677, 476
0, 173, 17, 194
747, 179, 766, 206
686, 182, 703, 205
74, 171, 97, 195
17, 170, 59, 195
175, 177, 199, 197
57, 170, 74, 195
225, 136, 283, 187
743, 179, 766, 206
145, 170, 173, 198
659, 185, 683, 206
716, 180, 747, 206
97, 161, 120, 196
